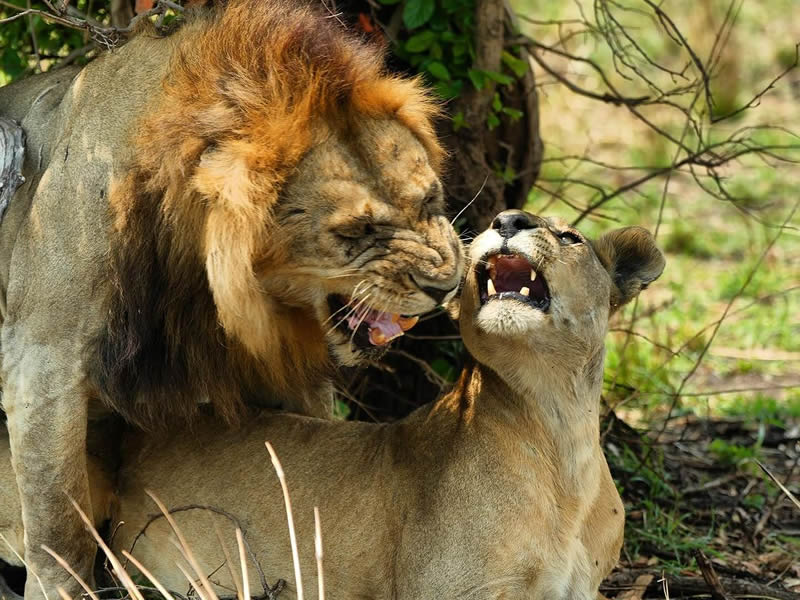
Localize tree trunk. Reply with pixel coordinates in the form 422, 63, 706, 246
444, 0, 543, 231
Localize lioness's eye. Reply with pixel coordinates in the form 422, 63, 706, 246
558, 231, 582, 245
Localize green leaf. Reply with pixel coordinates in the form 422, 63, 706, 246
435, 79, 463, 99
431, 358, 457, 382
378, 0, 402, 6
501, 107, 524, 120
1, 48, 24, 79
492, 92, 502, 112
429, 41, 443, 60
427, 61, 451, 80
451, 111, 467, 132
487, 111, 501, 130
468, 68, 486, 90
405, 30, 436, 52
483, 69, 514, 86
502, 50, 529, 78
403, 0, 435, 29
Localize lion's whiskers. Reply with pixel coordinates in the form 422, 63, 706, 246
322, 281, 371, 326
327, 291, 373, 337
348, 298, 374, 346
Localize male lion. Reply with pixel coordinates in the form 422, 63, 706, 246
1, 211, 664, 599
0, 1, 463, 596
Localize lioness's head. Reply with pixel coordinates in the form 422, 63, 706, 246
460, 210, 664, 374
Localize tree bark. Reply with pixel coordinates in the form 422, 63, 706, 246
444, 0, 543, 231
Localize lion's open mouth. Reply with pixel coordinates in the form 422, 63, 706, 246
476, 253, 550, 311
327, 296, 419, 348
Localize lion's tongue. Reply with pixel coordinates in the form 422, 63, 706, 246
346, 309, 419, 346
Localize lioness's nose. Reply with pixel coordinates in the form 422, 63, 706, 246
492, 210, 537, 238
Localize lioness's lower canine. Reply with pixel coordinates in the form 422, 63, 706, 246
0, 0, 463, 596
1, 211, 666, 599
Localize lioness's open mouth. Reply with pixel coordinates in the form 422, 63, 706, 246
476, 253, 550, 311
327, 296, 419, 348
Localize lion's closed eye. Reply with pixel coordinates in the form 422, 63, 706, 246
332, 220, 377, 240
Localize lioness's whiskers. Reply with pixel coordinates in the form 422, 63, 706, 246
450, 173, 489, 226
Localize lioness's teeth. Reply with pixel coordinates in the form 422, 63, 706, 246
530, 270, 537, 281
520, 287, 530, 297
487, 279, 497, 296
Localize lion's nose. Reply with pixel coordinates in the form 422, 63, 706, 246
492, 210, 537, 239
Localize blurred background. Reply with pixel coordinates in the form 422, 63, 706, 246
1, 0, 798, 597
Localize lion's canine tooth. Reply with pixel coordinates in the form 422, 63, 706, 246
398, 315, 419, 331
530, 270, 537, 281
520, 287, 530, 297
369, 328, 388, 346
487, 279, 497, 296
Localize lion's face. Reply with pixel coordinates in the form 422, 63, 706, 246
460, 210, 664, 372
261, 119, 464, 365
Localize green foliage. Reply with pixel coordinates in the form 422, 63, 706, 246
663, 222, 713, 260
0, 0, 107, 84
377, 0, 527, 128
719, 392, 800, 426
708, 438, 763, 470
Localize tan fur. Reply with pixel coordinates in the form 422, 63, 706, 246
0, 2, 463, 597
1, 213, 663, 599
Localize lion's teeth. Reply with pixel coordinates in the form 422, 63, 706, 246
369, 328, 388, 346
520, 287, 530, 297
398, 315, 419, 331
487, 279, 497, 296
530, 270, 537, 281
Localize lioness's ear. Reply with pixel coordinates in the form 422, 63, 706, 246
593, 227, 665, 312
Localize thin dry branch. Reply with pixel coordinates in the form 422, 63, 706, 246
0, 0, 182, 48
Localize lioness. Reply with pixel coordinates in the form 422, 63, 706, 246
1, 211, 665, 599
0, 0, 463, 596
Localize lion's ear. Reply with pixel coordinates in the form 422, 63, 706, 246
195, 147, 275, 356
592, 227, 665, 312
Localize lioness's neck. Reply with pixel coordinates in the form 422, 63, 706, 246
438, 351, 606, 490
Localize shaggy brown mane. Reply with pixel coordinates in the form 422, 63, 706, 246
90, 0, 443, 429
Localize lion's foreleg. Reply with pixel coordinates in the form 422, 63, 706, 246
2, 341, 96, 600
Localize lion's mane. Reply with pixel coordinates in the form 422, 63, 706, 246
91, 0, 443, 429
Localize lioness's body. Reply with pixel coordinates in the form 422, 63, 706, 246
109, 384, 623, 599
0, 2, 463, 596
0, 370, 623, 600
